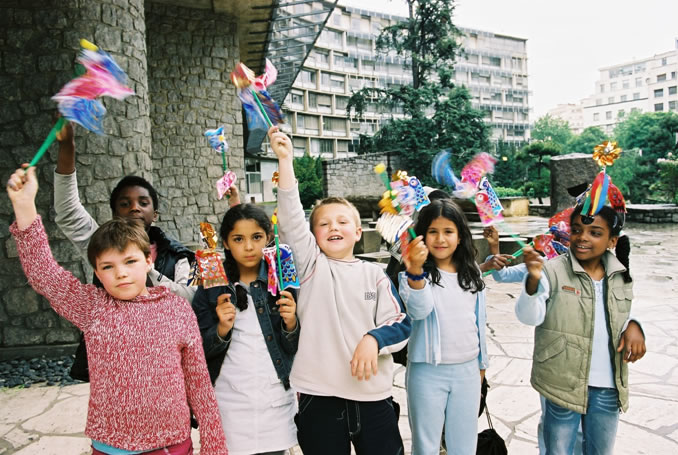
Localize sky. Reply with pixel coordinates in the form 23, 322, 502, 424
338, 0, 678, 119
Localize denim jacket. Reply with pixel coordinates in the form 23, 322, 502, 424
398, 272, 489, 369
192, 261, 299, 389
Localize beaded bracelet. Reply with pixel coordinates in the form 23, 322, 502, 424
405, 270, 428, 281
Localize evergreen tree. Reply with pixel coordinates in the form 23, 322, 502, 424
347, 0, 490, 185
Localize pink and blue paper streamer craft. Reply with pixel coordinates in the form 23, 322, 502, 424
205, 125, 237, 200
262, 244, 300, 296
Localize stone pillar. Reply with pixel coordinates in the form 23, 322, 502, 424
145, 3, 243, 242
549, 153, 600, 215
0, 0, 151, 352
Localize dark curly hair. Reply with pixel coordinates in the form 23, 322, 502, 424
414, 199, 484, 293
110, 175, 159, 213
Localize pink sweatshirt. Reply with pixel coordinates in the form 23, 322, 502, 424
10, 217, 227, 454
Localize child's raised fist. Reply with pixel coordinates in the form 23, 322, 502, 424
268, 125, 292, 161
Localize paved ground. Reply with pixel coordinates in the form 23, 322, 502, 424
1, 218, 677, 454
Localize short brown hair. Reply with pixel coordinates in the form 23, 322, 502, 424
87, 217, 151, 267
309, 197, 361, 232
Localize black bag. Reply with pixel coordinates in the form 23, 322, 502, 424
477, 401, 507, 455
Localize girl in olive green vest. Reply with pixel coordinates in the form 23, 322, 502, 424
516, 205, 646, 455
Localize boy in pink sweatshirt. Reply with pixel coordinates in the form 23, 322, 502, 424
6, 166, 227, 455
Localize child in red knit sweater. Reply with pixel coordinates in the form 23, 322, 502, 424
6, 165, 227, 455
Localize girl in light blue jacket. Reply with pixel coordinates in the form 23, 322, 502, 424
399, 199, 488, 455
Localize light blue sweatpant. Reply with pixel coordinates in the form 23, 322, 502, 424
406, 359, 481, 455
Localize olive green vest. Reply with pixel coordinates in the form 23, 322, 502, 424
531, 250, 633, 414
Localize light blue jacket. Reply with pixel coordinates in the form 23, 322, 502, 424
398, 272, 489, 369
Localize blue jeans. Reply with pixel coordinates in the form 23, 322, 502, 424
407, 360, 480, 455
543, 387, 620, 455
539, 395, 583, 454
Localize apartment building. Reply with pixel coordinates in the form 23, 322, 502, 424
280, 5, 530, 159
547, 103, 585, 135
554, 43, 678, 135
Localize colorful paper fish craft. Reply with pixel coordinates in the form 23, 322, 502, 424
205, 125, 237, 200
373, 164, 430, 248
579, 141, 627, 225
29, 39, 134, 168
230, 59, 284, 134
262, 212, 300, 296
188, 222, 229, 288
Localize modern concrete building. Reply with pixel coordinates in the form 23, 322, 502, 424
278, 5, 530, 160
547, 103, 585, 135
551, 42, 678, 135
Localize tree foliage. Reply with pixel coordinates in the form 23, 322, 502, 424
613, 111, 678, 202
566, 126, 607, 155
346, 0, 490, 184
515, 141, 561, 203
531, 114, 573, 149
293, 155, 323, 208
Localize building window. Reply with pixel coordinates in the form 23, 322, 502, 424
610, 82, 617, 90
361, 59, 375, 71
292, 137, 306, 155
335, 96, 349, 110
593, 113, 600, 121
330, 75, 345, 91
654, 88, 664, 98
599, 84, 605, 93
618, 110, 625, 119
605, 111, 612, 120
315, 50, 329, 65
620, 95, 627, 102
669, 86, 677, 95
654, 103, 663, 112
622, 80, 630, 89
245, 159, 261, 195
323, 117, 346, 134
635, 77, 642, 87
658, 74, 667, 82
661, 57, 668, 66
290, 90, 303, 106
308, 93, 317, 109
669, 100, 677, 111
297, 114, 319, 133
608, 97, 614, 103
633, 92, 640, 100
300, 70, 316, 85
483, 56, 501, 67
672, 71, 677, 80
511, 57, 523, 70
320, 139, 334, 156
317, 94, 332, 110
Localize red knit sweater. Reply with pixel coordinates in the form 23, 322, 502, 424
11, 217, 227, 454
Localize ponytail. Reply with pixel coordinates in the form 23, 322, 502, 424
615, 235, 632, 283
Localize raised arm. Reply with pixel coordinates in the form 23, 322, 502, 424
8, 166, 99, 330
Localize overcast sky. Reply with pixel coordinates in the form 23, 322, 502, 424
338, 0, 678, 120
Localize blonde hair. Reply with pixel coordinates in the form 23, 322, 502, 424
87, 217, 151, 267
309, 197, 361, 232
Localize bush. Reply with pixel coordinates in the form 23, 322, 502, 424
293, 155, 324, 209
493, 186, 524, 197
652, 158, 678, 204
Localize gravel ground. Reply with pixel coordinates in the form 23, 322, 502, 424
0, 355, 81, 388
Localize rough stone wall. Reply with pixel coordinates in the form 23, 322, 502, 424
0, 0, 151, 351
145, 2, 243, 242
323, 152, 404, 198
549, 153, 600, 215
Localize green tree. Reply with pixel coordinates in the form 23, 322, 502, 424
606, 148, 644, 202
293, 155, 323, 208
516, 141, 561, 203
531, 114, 573, 149
613, 111, 678, 202
492, 141, 522, 189
347, 0, 490, 184
566, 126, 607, 155
652, 158, 678, 203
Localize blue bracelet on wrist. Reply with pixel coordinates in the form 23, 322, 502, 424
406, 270, 428, 281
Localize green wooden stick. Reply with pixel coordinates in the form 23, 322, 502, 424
29, 117, 66, 168
250, 87, 273, 128
482, 241, 534, 277
272, 215, 284, 293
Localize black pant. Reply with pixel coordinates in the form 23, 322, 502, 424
295, 394, 403, 455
